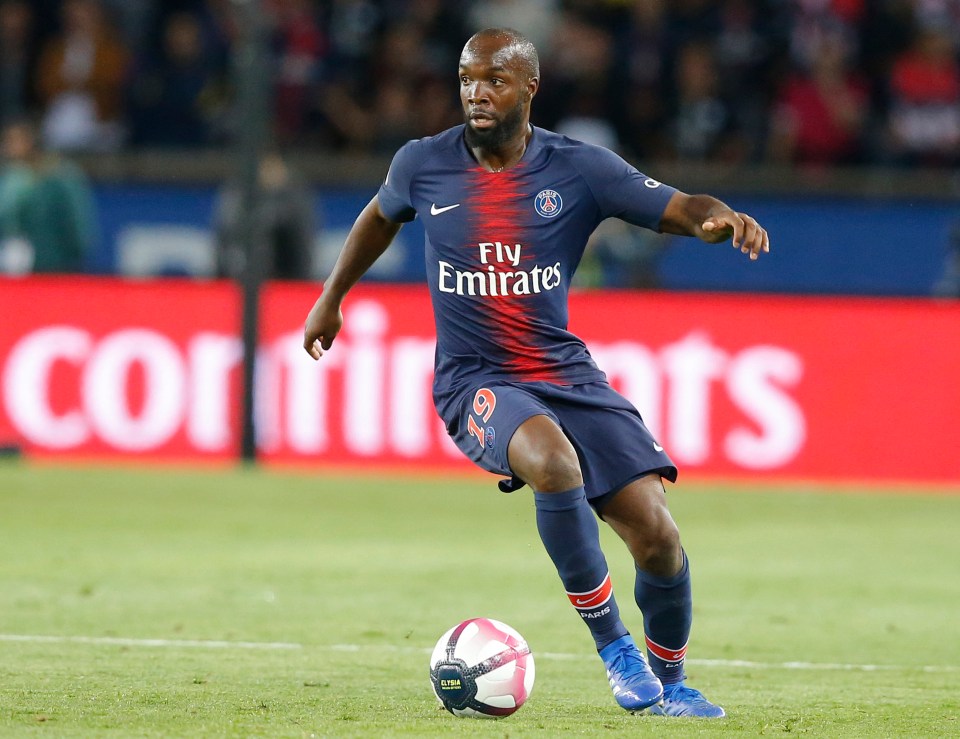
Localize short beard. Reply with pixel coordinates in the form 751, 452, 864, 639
464, 100, 526, 152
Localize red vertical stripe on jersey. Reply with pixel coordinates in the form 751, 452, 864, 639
468, 166, 562, 383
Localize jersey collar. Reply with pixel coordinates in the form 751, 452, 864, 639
458, 124, 542, 171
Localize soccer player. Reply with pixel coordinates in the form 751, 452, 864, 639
303, 28, 769, 717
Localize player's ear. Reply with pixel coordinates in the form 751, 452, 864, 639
526, 76, 539, 101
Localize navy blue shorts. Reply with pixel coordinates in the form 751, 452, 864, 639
444, 381, 677, 510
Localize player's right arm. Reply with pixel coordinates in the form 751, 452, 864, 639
303, 195, 401, 359
305, 138, 422, 359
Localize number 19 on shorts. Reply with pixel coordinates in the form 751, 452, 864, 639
467, 388, 496, 448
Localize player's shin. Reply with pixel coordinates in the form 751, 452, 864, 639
533, 487, 629, 649
634, 549, 693, 684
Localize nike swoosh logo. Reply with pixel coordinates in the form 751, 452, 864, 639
430, 203, 460, 216
575, 597, 595, 606
653, 443, 664, 452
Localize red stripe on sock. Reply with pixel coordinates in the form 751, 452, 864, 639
567, 573, 612, 609
645, 635, 687, 663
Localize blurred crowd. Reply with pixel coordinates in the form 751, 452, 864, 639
0, 0, 959, 168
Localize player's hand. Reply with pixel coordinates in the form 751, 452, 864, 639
303, 296, 343, 360
702, 211, 770, 261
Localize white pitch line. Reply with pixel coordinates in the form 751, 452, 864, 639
687, 658, 959, 673
2, 635, 957, 674
0, 634, 301, 650
330, 644, 960, 673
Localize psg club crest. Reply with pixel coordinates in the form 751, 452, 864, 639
534, 189, 562, 218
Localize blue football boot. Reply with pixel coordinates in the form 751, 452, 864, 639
648, 681, 726, 717
598, 635, 664, 712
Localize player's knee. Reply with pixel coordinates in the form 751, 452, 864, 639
630, 514, 681, 575
521, 445, 583, 493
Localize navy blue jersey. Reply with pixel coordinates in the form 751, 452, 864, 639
377, 125, 677, 416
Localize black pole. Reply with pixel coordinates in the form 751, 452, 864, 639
233, 0, 270, 463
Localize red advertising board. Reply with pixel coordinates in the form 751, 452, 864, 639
0, 277, 241, 460
1, 276, 958, 484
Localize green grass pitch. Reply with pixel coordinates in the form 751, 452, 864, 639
1, 461, 958, 737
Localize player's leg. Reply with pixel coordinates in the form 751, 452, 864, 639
445, 386, 628, 653
508, 415, 628, 650
508, 415, 662, 711
600, 476, 725, 718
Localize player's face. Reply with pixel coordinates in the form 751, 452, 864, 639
459, 40, 536, 149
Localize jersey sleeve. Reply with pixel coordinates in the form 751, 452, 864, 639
376, 139, 423, 223
574, 144, 678, 230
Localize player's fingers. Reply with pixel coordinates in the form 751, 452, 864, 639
752, 224, 771, 259
702, 215, 733, 233
721, 213, 745, 250
303, 330, 336, 356
739, 218, 763, 260
304, 302, 341, 358
703, 216, 733, 238
304, 321, 335, 357
729, 214, 761, 259
750, 222, 770, 260
303, 331, 322, 359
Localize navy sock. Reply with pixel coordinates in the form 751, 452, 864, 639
534, 487, 629, 650
634, 550, 692, 684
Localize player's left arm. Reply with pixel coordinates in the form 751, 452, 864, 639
659, 192, 770, 260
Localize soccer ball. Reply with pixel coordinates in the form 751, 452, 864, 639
429, 617, 535, 718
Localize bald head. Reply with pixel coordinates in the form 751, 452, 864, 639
462, 28, 540, 82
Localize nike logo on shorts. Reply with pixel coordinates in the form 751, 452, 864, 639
430, 203, 460, 215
